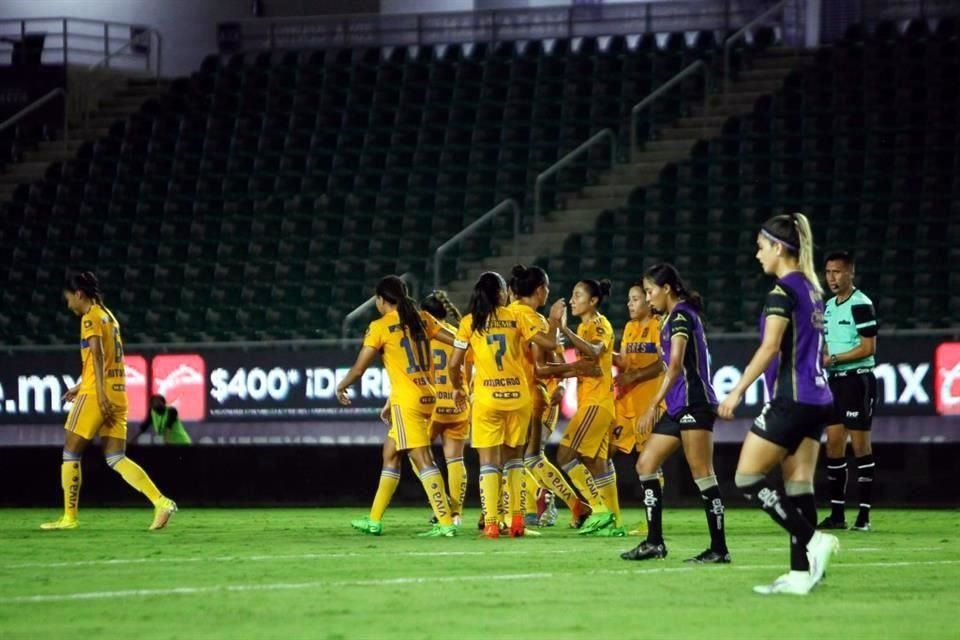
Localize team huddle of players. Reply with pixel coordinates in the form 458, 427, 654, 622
337, 212, 848, 596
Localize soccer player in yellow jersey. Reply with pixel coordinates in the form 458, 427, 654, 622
557, 279, 624, 536
420, 291, 470, 525
42, 271, 176, 531
508, 265, 594, 529
336, 276, 458, 537
448, 272, 562, 538
613, 284, 667, 534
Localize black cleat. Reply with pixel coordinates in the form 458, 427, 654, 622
620, 541, 668, 561
817, 516, 847, 530
684, 548, 731, 564
851, 521, 872, 532
428, 515, 439, 525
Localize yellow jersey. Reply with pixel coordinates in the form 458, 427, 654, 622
507, 301, 549, 396
576, 313, 615, 410
431, 320, 469, 423
455, 306, 540, 410
616, 317, 665, 418
363, 309, 442, 409
78, 303, 128, 406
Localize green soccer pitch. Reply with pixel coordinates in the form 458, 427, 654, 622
1, 508, 958, 639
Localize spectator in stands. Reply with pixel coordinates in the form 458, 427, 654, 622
818, 251, 878, 532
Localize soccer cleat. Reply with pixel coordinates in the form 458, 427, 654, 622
418, 524, 457, 537
583, 526, 626, 538
538, 492, 558, 527
753, 570, 814, 595
351, 517, 383, 536
149, 498, 178, 531
620, 541, 668, 561
40, 516, 78, 531
577, 511, 615, 535
570, 500, 592, 529
452, 514, 463, 528
428, 514, 439, 525
816, 516, 847, 530
807, 531, 839, 586
684, 549, 732, 564
481, 523, 501, 539
535, 488, 548, 518
510, 515, 526, 537
524, 513, 539, 528
851, 519, 871, 532
477, 514, 485, 531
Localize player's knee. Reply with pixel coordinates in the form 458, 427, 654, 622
105, 452, 126, 469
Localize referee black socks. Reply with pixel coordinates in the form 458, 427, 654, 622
855, 454, 875, 526
825, 456, 847, 522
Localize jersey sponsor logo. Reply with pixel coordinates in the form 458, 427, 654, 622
83, 320, 93, 329
153, 354, 206, 420
935, 342, 960, 416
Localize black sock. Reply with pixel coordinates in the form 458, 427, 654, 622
639, 475, 664, 545
785, 492, 817, 571
856, 454, 875, 523
699, 483, 728, 553
738, 476, 814, 547
825, 456, 847, 521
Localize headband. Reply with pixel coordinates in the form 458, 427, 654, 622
761, 227, 797, 251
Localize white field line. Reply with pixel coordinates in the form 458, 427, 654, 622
3, 546, 949, 571
1, 560, 958, 605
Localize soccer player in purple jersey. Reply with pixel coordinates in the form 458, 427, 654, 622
620, 263, 730, 564
719, 213, 840, 595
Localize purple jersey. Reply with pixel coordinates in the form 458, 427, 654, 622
761, 272, 833, 406
660, 301, 717, 414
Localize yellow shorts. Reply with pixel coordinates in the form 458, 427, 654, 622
471, 403, 531, 449
611, 404, 665, 454
388, 404, 433, 450
64, 394, 128, 440
430, 419, 469, 441
561, 404, 614, 459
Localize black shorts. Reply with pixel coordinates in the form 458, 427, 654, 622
653, 405, 717, 438
827, 370, 877, 431
751, 399, 831, 454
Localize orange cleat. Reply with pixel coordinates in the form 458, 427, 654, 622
570, 500, 592, 529
482, 522, 501, 539
509, 514, 525, 537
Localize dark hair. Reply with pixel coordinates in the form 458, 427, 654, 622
824, 251, 854, 267
64, 270, 103, 304
761, 212, 822, 294
643, 263, 704, 315
467, 272, 506, 335
376, 275, 430, 372
509, 264, 549, 298
578, 279, 612, 307
420, 290, 461, 323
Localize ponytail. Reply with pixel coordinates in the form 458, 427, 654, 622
793, 213, 823, 295
421, 290, 462, 324
377, 275, 430, 372
467, 272, 506, 335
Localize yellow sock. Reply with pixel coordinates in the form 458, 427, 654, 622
479, 464, 501, 525
61, 456, 81, 520
370, 467, 401, 521
418, 465, 453, 526
504, 458, 525, 518
499, 472, 509, 523
527, 453, 579, 511
108, 454, 162, 505
596, 460, 622, 526
446, 457, 467, 516
562, 459, 605, 510
523, 469, 539, 516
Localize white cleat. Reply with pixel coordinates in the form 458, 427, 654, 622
807, 531, 840, 586
753, 570, 814, 595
